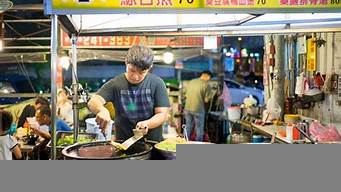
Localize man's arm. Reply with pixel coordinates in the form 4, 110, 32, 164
204, 82, 213, 103
88, 95, 107, 114
136, 107, 169, 130
88, 95, 111, 129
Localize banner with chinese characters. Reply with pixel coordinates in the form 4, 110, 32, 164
49, 0, 341, 13
307, 38, 317, 72
206, 0, 339, 8
61, 31, 206, 48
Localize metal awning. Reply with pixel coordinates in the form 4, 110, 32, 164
62, 13, 341, 37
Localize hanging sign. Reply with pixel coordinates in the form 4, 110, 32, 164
307, 38, 317, 72
61, 31, 204, 48
205, 0, 340, 8
48, 0, 341, 14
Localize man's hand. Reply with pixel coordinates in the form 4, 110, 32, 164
95, 108, 111, 132
135, 120, 149, 136
29, 126, 39, 135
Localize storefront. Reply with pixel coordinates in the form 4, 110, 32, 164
2, 1, 341, 160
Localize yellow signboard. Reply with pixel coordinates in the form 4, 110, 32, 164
51, 0, 341, 9
206, 0, 341, 8
52, 0, 201, 9
307, 38, 317, 72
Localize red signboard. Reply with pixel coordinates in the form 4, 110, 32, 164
61, 31, 211, 48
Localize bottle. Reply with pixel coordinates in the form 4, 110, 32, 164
286, 123, 293, 143
292, 124, 300, 140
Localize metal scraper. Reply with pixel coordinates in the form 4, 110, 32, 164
111, 129, 144, 151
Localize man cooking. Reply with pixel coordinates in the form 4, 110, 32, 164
88, 45, 170, 142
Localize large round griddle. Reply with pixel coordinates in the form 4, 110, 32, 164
62, 140, 152, 160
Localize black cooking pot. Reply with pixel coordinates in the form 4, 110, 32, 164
62, 140, 153, 160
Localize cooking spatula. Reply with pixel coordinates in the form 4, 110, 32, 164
111, 129, 144, 151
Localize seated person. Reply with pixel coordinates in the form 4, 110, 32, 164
0, 110, 22, 160
28, 105, 72, 160
17, 96, 50, 129
57, 88, 73, 128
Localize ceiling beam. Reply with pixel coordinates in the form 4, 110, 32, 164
3, 19, 50, 23
58, 15, 79, 37
9, 4, 44, 11
79, 26, 341, 37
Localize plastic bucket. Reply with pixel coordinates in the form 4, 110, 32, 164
85, 118, 113, 141
227, 106, 241, 121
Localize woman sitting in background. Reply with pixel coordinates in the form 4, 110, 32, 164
57, 88, 73, 128
17, 96, 49, 129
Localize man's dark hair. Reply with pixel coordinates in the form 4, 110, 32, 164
35, 96, 49, 106
125, 45, 154, 70
200, 70, 213, 77
37, 105, 51, 118
0, 110, 13, 131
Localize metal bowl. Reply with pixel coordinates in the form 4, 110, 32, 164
154, 140, 213, 160
62, 140, 153, 160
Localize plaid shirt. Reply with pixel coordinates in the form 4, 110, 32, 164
120, 88, 153, 124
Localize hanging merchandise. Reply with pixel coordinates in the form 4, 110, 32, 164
263, 54, 269, 87
322, 74, 333, 94
302, 88, 324, 103
295, 72, 309, 97
284, 97, 295, 114
307, 37, 317, 72
313, 72, 324, 88
330, 33, 338, 94
266, 36, 276, 67
297, 36, 307, 54
262, 95, 282, 122
331, 73, 339, 93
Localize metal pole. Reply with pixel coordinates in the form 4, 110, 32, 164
177, 69, 182, 105
71, 34, 79, 143
273, 35, 285, 120
50, 14, 58, 160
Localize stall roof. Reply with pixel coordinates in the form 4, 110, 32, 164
66, 13, 341, 36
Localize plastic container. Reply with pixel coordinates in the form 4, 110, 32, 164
227, 106, 241, 121
284, 114, 300, 124
252, 135, 264, 143
85, 118, 113, 141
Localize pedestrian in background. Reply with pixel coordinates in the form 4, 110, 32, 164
184, 71, 212, 141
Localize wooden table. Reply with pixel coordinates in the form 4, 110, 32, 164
250, 123, 291, 144
208, 111, 308, 144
